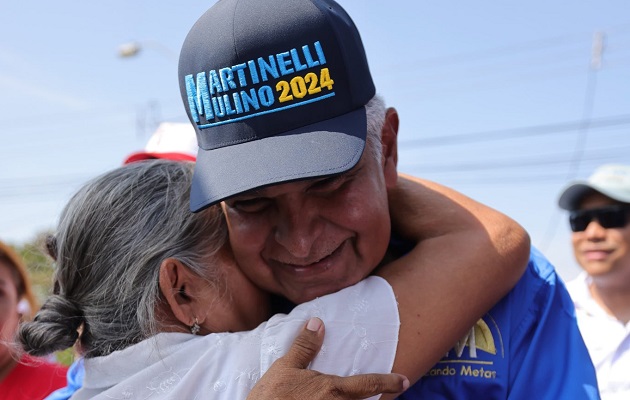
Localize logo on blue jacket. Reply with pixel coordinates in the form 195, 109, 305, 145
425, 313, 504, 380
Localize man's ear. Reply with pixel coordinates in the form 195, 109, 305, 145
381, 107, 399, 189
159, 258, 198, 327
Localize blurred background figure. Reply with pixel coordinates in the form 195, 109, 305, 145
123, 122, 197, 164
558, 164, 630, 399
0, 240, 68, 400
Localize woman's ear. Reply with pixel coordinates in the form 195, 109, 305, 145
159, 258, 199, 328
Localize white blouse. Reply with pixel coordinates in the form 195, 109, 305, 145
72, 276, 400, 400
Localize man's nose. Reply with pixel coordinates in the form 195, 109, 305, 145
274, 196, 321, 258
584, 219, 607, 240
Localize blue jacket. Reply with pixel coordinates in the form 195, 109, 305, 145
44, 358, 84, 400
398, 247, 600, 399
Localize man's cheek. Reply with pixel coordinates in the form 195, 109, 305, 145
227, 213, 264, 245
235, 214, 277, 245
233, 251, 276, 294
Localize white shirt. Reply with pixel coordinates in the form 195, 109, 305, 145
567, 272, 630, 400
72, 276, 400, 400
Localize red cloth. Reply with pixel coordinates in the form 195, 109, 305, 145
0, 355, 68, 400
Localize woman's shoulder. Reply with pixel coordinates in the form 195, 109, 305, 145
261, 276, 400, 375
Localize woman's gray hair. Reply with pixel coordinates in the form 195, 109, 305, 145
18, 160, 227, 358
365, 94, 387, 162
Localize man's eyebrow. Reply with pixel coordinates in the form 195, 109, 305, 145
328, 164, 362, 181
230, 187, 267, 200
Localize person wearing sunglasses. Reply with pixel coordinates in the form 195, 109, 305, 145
558, 164, 630, 399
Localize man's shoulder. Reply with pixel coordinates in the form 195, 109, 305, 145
490, 248, 575, 336
526, 246, 558, 281
504, 247, 563, 298
386, 238, 565, 314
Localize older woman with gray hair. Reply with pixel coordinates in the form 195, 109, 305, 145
17, 160, 527, 400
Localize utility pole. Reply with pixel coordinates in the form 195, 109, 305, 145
568, 31, 605, 179
590, 31, 605, 70
538, 31, 605, 253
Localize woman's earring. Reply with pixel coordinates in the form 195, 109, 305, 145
190, 317, 200, 335
16, 298, 31, 316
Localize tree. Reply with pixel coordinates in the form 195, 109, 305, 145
9, 230, 55, 307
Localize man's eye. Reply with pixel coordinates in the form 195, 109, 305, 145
231, 198, 272, 213
309, 175, 345, 192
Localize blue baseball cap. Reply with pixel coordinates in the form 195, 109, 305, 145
178, 0, 375, 212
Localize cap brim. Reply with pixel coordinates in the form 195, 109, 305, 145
558, 182, 596, 210
124, 152, 197, 165
190, 107, 367, 212
558, 181, 630, 210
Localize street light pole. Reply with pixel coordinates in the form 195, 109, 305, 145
116, 40, 178, 139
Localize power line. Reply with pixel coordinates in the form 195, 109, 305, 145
377, 22, 630, 73
399, 113, 630, 147
402, 145, 630, 173
2, 114, 628, 193
2, 142, 626, 201
377, 31, 592, 72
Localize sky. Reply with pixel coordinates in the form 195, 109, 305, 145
1, 1, 629, 281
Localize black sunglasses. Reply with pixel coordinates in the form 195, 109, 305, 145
569, 205, 630, 232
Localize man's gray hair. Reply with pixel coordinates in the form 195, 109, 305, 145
365, 94, 386, 162
18, 160, 227, 358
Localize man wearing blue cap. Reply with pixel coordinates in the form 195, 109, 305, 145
179, 0, 599, 398
558, 164, 630, 399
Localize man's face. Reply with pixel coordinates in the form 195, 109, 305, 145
223, 153, 392, 303
223, 111, 399, 304
571, 193, 630, 289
